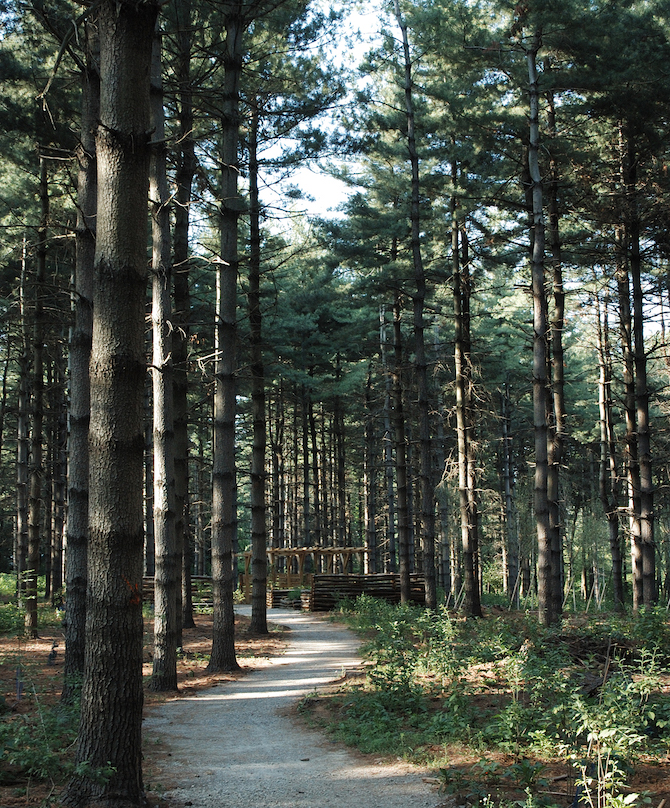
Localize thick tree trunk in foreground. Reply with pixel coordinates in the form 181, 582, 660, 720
62, 1, 158, 804
62, 29, 97, 700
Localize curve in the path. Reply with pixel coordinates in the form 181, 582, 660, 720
143, 608, 438, 808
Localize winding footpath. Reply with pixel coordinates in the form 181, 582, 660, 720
143, 607, 439, 808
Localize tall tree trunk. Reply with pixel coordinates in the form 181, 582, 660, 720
501, 381, 519, 605
394, 0, 436, 608
546, 88, 566, 618
626, 129, 655, 606
380, 306, 396, 573
527, 31, 557, 626
209, 2, 243, 673
62, 23, 97, 702
25, 155, 48, 639
16, 239, 29, 607
50, 347, 67, 601
173, 0, 196, 632
62, 1, 159, 804
248, 104, 268, 635
364, 365, 377, 572
595, 288, 625, 611
453, 187, 481, 618
392, 294, 411, 604
149, 25, 178, 692
334, 358, 347, 550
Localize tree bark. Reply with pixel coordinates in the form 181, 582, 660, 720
25, 156, 47, 639
595, 288, 625, 611
546, 88, 566, 619
62, 1, 158, 803
394, 0, 436, 609
209, 1, 243, 673
364, 365, 377, 573
62, 22, 97, 702
392, 294, 411, 604
149, 24, 178, 692
248, 104, 268, 635
380, 306, 396, 573
527, 31, 557, 626
173, 0, 196, 632
626, 129, 655, 607
453, 189, 481, 618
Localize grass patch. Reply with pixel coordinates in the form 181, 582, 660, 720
298, 597, 670, 808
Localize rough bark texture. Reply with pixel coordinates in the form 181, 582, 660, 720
16, 245, 29, 608
626, 131, 655, 606
248, 106, 268, 635
546, 90, 566, 619
173, 0, 196, 632
149, 25, 178, 692
62, 39, 96, 696
453, 194, 481, 618
364, 365, 377, 573
394, 0, 436, 609
527, 32, 557, 627
25, 156, 47, 639
209, 2, 243, 673
595, 291, 625, 611
61, 1, 158, 804
392, 296, 411, 604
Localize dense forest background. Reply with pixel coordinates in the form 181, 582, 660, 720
3, 0, 670, 625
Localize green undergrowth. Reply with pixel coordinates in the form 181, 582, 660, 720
298, 596, 670, 808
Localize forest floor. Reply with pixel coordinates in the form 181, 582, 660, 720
0, 608, 289, 807
1, 606, 670, 808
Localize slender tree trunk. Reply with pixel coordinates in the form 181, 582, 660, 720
209, 2, 243, 673
626, 130, 655, 606
173, 0, 195, 632
501, 381, 519, 605
50, 348, 67, 600
394, 0, 436, 608
248, 105, 268, 634
334, 358, 347, 550
546, 89, 566, 618
62, 1, 158, 804
149, 25, 178, 692
62, 24, 97, 702
364, 365, 377, 573
453, 188, 481, 618
25, 155, 48, 639
380, 306, 396, 573
527, 32, 557, 626
595, 288, 625, 611
392, 294, 411, 604
16, 239, 29, 607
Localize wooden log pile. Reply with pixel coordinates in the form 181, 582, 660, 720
309, 573, 426, 612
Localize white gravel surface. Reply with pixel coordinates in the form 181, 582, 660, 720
143, 607, 440, 808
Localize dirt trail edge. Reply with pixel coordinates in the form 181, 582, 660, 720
143, 607, 440, 808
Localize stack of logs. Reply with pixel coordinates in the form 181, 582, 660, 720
309, 573, 426, 611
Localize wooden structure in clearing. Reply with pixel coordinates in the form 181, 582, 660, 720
309, 573, 426, 611
239, 546, 367, 603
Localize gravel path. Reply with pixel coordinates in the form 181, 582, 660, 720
143, 607, 439, 808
